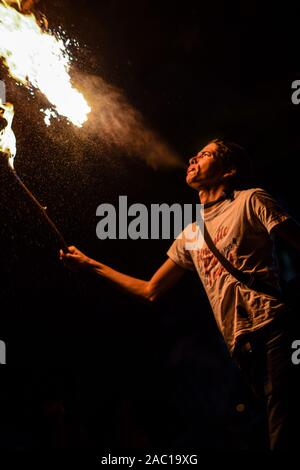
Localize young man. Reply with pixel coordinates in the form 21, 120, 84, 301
60, 139, 300, 449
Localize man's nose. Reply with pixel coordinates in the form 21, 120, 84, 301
189, 156, 197, 165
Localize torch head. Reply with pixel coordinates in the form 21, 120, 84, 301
0, 112, 8, 132
0, 100, 16, 168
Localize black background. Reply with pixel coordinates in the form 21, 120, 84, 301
0, 0, 297, 451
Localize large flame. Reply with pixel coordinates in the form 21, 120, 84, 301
0, 98, 16, 168
0, 1, 91, 127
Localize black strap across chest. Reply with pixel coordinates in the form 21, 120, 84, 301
199, 198, 282, 300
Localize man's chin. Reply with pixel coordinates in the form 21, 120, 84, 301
186, 177, 201, 190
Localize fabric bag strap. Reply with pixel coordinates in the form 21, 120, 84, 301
199, 215, 282, 300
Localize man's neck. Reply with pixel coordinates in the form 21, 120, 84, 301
198, 185, 228, 205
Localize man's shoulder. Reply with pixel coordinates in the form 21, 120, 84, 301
234, 187, 268, 203
180, 221, 199, 238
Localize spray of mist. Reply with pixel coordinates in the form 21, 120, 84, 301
72, 73, 184, 169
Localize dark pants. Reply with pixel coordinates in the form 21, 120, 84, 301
236, 317, 291, 450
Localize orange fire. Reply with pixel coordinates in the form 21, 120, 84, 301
0, 99, 16, 168
0, 0, 91, 127
2, 1, 22, 9
3, 1, 38, 13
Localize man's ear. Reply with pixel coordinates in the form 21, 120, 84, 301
222, 168, 236, 181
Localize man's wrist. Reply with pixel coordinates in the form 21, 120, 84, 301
87, 258, 103, 273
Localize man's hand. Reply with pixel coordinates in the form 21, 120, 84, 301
59, 246, 92, 271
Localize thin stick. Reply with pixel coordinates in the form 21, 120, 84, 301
10, 167, 69, 253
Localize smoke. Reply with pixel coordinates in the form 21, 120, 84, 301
72, 73, 184, 169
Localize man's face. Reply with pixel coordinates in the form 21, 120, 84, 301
186, 143, 225, 190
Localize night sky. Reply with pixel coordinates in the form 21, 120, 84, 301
0, 0, 297, 452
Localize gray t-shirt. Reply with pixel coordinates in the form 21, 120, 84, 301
167, 188, 290, 355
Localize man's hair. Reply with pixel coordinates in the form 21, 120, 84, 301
209, 138, 252, 189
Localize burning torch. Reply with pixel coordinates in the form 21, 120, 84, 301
0, 100, 69, 252
0, 1, 92, 252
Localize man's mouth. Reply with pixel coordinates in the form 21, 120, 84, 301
187, 167, 197, 175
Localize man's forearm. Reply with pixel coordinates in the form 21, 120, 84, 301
87, 258, 152, 301
61, 247, 184, 302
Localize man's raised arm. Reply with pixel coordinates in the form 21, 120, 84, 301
60, 246, 186, 302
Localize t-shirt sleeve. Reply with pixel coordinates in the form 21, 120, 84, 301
167, 231, 196, 272
249, 189, 291, 234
